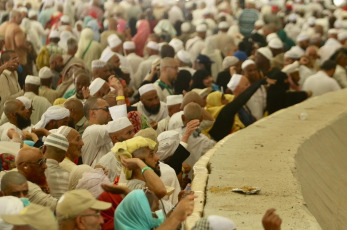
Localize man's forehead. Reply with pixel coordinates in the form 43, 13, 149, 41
143, 90, 158, 99
97, 98, 109, 106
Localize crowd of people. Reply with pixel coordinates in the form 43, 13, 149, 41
0, 0, 346, 229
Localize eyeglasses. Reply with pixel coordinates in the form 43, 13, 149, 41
19, 158, 47, 167
91, 106, 109, 112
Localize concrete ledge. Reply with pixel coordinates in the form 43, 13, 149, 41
185, 89, 347, 230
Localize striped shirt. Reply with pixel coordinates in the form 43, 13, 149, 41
238, 9, 259, 37
45, 159, 69, 199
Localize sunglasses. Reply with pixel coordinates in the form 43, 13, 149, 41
19, 158, 47, 167
91, 106, 109, 112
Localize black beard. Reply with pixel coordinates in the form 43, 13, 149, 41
16, 113, 31, 130
144, 159, 161, 177
144, 103, 160, 115
68, 119, 75, 128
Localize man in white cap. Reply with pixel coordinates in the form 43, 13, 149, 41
16, 146, 58, 211
254, 47, 273, 75
0, 99, 31, 141
56, 126, 84, 173
157, 94, 183, 135
0, 50, 23, 115
296, 33, 310, 52
56, 189, 111, 230
45, 30, 65, 56
169, 38, 184, 54
178, 22, 192, 45
137, 83, 169, 124
89, 78, 110, 98
242, 60, 267, 120
23, 75, 52, 125
186, 24, 207, 63
38, 67, 59, 104
101, 34, 129, 71
284, 14, 301, 41
81, 97, 112, 167
154, 57, 179, 102
269, 38, 284, 69
176, 50, 195, 75
123, 41, 144, 77
213, 21, 236, 57
42, 133, 70, 199
303, 60, 340, 97
91, 60, 111, 81
34, 105, 70, 131
96, 116, 135, 182
133, 41, 160, 89
319, 31, 342, 63
49, 54, 65, 89
100, 18, 121, 49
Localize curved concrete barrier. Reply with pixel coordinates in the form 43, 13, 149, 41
185, 89, 347, 230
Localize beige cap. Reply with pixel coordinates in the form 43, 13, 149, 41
166, 94, 183, 106
56, 189, 111, 220
1, 203, 58, 230
25, 75, 41, 85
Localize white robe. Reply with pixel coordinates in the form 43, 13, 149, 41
246, 86, 267, 120
136, 101, 169, 122
302, 71, 341, 97
24, 92, 52, 125
186, 36, 205, 64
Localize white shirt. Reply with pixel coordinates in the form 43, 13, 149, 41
136, 101, 169, 122
24, 92, 52, 125
186, 36, 205, 63
28, 181, 57, 211
246, 85, 267, 120
126, 52, 144, 78
96, 151, 122, 182
302, 71, 341, 97
333, 64, 347, 88
81, 124, 113, 167
45, 159, 69, 199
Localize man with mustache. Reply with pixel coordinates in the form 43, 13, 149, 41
0, 99, 31, 141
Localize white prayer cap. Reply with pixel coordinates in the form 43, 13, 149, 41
268, 38, 283, 49
0, 196, 24, 230
25, 75, 40, 85
109, 36, 122, 48
28, 10, 37, 18
207, 215, 236, 230
61, 15, 70, 24
147, 41, 159, 51
156, 130, 180, 160
296, 33, 309, 42
308, 17, 316, 26
181, 22, 191, 33
139, 83, 156, 96
254, 20, 264, 27
39, 66, 52, 79
100, 50, 116, 62
222, 56, 239, 70
123, 41, 135, 50
266, 33, 278, 43
107, 34, 120, 46
241, 59, 255, 70
328, 28, 338, 35
284, 46, 304, 59
282, 61, 299, 74
177, 50, 191, 64
338, 31, 347, 41
169, 38, 184, 53
18, 7, 27, 13
56, 126, 73, 138
196, 24, 207, 32
158, 42, 167, 51
334, 20, 343, 29
109, 104, 127, 121
91, 60, 107, 69
89, 78, 106, 96
256, 47, 273, 60
34, 106, 70, 129
185, 1, 194, 9
49, 30, 60, 39
218, 21, 229, 29
227, 74, 242, 92
16, 96, 31, 109
107, 117, 132, 133
166, 94, 183, 106
44, 133, 69, 152
288, 14, 297, 22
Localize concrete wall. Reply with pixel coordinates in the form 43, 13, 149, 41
185, 89, 347, 230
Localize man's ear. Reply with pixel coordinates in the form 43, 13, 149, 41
41, 145, 47, 155
181, 114, 185, 123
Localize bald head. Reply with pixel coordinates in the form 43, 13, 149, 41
181, 91, 205, 109
103, 94, 117, 107
64, 98, 84, 125
4, 99, 20, 118
0, 171, 28, 198
16, 147, 42, 166
107, 18, 118, 30
183, 102, 202, 123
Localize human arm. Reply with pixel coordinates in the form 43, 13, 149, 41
120, 156, 167, 199
262, 208, 282, 230
108, 76, 125, 105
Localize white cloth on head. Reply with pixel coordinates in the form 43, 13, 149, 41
181, 22, 191, 33
222, 56, 239, 70
49, 30, 60, 39
147, 41, 159, 51
266, 33, 278, 43
58, 31, 74, 52
107, 117, 132, 133
139, 83, 156, 96
196, 24, 207, 32
257, 47, 273, 60
208, 215, 236, 230
99, 49, 116, 62
109, 36, 122, 48
177, 50, 191, 64
296, 33, 309, 42
123, 41, 135, 50
28, 10, 37, 18
218, 21, 229, 29
268, 38, 283, 49
338, 30, 347, 41
91, 60, 106, 69
227, 74, 242, 91
60, 15, 70, 24
241, 60, 255, 70
89, 78, 106, 96
25, 75, 40, 85
44, 133, 69, 151
56, 126, 73, 138
39, 66, 52, 79
109, 104, 127, 121
166, 95, 183, 106
169, 38, 184, 53
284, 46, 304, 59
0, 196, 24, 230
157, 130, 180, 160
75, 168, 111, 198
16, 96, 31, 109
34, 105, 70, 129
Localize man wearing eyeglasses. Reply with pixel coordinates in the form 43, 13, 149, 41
154, 57, 179, 102
81, 96, 113, 167
56, 189, 111, 230
16, 146, 58, 211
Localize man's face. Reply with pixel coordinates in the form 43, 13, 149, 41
202, 76, 213, 88
75, 76, 90, 99
116, 125, 135, 142
243, 64, 259, 83
21, 152, 47, 185
108, 55, 120, 69
165, 60, 179, 84
54, 117, 70, 129
8, 53, 19, 71
67, 129, 84, 160
4, 182, 29, 198
15, 102, 31, 129
93, 99, 111, 125
54, 56, 64, 72
78, 208, 104, 230
141, 91, 160, 114
96, 83, 110, 98
96, 66, 111, 81
142, 148, 161, 176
